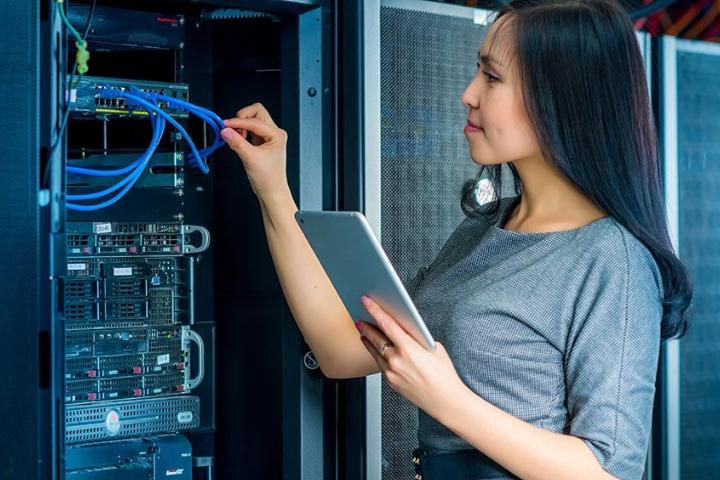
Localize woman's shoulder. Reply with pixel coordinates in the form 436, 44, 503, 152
573, 217, 664, 300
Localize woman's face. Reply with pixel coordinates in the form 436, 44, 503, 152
461, 20, 542, 166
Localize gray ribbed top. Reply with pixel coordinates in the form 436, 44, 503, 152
408, 195, 663, 479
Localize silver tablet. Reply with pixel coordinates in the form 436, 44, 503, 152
295, 210, 436, 351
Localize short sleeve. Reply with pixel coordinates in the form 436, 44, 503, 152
564, 234, 663, 479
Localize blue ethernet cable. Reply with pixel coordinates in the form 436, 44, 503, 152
66, 95, 221, 176
162, 96, 224, 131
66, 116, 164, 210
66, 157, 145, 177
66, 114, 161, 201
133, 92, 224, 131
131, 91, 225, 168
170, 105, 222, 167
65, 115, 165, 211
118, 90, 209, 174
121, 90, 219, 173
66, 117, 156, 177
65, 88, 228, 210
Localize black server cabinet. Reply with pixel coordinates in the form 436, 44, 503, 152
0, 2, 51, 480
1, 1, 341, 479
654, 35, 720, 480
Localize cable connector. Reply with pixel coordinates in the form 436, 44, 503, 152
57, 0, 91, 76
75, 40, 89, 75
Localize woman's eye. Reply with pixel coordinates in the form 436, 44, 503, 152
482, 70, 499, 83
475, 62, 499, 83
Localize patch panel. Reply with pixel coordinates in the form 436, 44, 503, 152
68, 76, 189, 119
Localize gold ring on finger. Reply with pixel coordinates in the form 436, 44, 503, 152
379, 341, 394, 358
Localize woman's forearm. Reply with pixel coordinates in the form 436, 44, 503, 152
435, 383, 617, 480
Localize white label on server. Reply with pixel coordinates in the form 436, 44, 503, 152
177, 412, 193, 424
105, 409, 121, 436
67, 263, 87, 271
94, 222, 112, 233
157, 354, 170, 366
113, 267, 133, 276
69, 89, 77, 102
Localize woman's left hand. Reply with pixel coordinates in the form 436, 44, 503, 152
358, 295, 466, 418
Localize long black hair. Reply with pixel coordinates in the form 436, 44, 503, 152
461, 0, 692, 340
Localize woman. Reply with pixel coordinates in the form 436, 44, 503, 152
219, 0, 692, 478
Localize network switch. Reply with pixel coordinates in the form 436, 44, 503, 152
68, 76, 189, 119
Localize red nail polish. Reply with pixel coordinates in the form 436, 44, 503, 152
354, 321, 363, 332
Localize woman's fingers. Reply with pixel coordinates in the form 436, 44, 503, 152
360, 336, 390, 371
221, 104, 290, 200
223, 117, 284, 143
235, 102, 278, 128
357, 321, 395, 358
361, 296, 411, 348
220, 128, 252, 159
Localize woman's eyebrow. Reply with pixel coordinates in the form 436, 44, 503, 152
478, 52, 504, 69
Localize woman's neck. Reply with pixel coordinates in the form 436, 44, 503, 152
504, 155, 608, 232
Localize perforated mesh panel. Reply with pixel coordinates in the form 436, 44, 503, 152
677, 47, 720, 480
379, 5, 488, 478
65, 395, 199, 444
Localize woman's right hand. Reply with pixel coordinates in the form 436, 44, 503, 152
221, 103, 290, 201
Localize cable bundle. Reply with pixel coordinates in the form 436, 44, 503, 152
66, 105, 165, 211
66, 87, 225, 211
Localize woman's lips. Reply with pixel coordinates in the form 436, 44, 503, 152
465, 121, 484, 134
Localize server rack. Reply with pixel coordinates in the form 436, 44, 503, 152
2, 1, 339, 479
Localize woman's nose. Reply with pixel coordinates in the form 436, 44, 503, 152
461, 82, 479, 110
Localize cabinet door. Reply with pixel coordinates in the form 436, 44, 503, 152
660, 35, 720, 480
0, 2, 55, 479
362, 2, 491, 478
